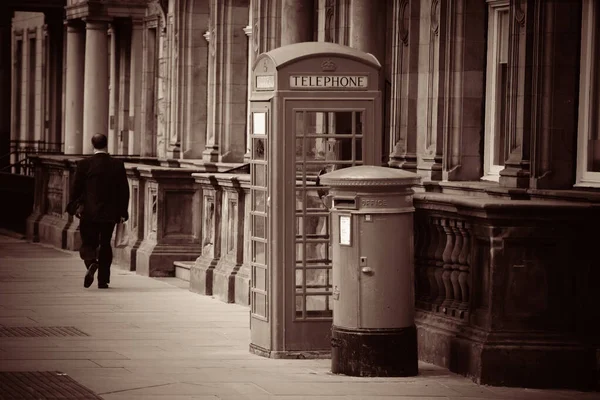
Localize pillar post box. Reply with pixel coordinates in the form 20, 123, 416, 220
320, 165, 420, 377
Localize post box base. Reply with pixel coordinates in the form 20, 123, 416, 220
331, 325, 418, 377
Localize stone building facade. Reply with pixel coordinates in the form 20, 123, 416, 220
1, 0, 599, 391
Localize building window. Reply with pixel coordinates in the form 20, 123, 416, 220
483, 0, 509, 181
576, 0, 600, 187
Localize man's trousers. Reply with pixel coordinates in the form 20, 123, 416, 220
79, 219, 116, 285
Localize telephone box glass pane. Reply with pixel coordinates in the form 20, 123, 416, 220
253, 265, 266, 291
253, 292, 267, 317
304, 215, 329, 238
252, 190, 266, 213
305, 190, 328, 210
295, 295, 304, 315
253, 215, 266, 239
252, 164, 267, 187
306, 296, 332, 318
253, 112, 266, 135
252, 241, 266, 264
295, 269, 304, 293
293, 109, 364, 321
253, 138, 266, 160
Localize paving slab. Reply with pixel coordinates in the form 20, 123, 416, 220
0, 234, 598, 400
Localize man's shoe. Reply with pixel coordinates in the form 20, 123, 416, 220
98, 283, 109, 289
84, 263, 98, 288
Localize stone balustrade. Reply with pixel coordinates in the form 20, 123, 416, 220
412, 192, 600, 389
414, 214, 471, 318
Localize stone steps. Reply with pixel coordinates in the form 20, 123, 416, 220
173, 260, 194, 282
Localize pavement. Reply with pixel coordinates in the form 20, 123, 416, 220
0, 233, 598, 400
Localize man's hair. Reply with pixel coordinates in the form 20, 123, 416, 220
91, 133, 108, 150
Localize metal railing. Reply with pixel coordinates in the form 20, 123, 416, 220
0, 140, 64, 176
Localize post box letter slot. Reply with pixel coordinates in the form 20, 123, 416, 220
333, 197, 357, 210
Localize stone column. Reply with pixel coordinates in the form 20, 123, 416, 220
44, 14, 64, 148
388, 0, 419, 171
348, 0, 385, 62
0, 13, 11, 170
129, 19, 143, 156
118, 22, 131, 155
166, 8, 181, 160
203, 0, 250, 163
108, 23, 119, 154
281, 0, 314, 45
82, 19, 110, 154
499, 0, 534, 188
415, 0, 445, 181
63, 21, 85, 155
140, 21, 158, 157
528, 0, 582, 189
181, 1, 209, 159
441, 0, 486, 181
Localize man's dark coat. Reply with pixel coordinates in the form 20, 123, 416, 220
68, 153, 129, 222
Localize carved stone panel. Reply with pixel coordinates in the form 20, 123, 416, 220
131, 184, 139, 230
147, 185, 158, 241
227, 199, 238, 255
202, 194, 215, 254
164, 190, 194, 237
45, 168, 64, 217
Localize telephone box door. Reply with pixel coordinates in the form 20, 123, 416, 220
284, 99, 378, 350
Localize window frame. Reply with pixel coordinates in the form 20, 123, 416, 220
575, 0, 600, 187
482, 0, 510, 182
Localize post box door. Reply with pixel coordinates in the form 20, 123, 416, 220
332, 212, 360, 329
358, 213, 415, 329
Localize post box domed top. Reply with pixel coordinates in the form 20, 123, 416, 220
258, 42, 381, 70
319, 165, 420, 188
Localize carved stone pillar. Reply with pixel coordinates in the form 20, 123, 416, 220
347, 0, 385, 61
440, 218, 455, 308
108, 23, 119, 154
129, 19, 143, 156
416, 0, 445, 180
528, 0, 582, 189
82, 19, 110, 154
0, 12, 11, 169
281, 0, 314, 45
426, 216, 440, 302
166, 3, 181, 160
44, 14, 64, 149
389, 0, 419, 171
433, 217, 446, 305
499, 0, 535, 188
441, 0, 486, 181
63, 21, 85, 154
117, 22, 132, 156
140, 19, 158, 157
203, 0, 250, 163
180, 1, 209, 159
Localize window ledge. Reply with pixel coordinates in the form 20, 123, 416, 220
417, 180, 600, 204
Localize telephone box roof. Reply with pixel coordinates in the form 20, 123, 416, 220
258, 42, 381, 70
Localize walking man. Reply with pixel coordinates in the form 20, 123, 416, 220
67, 133, 130, 289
